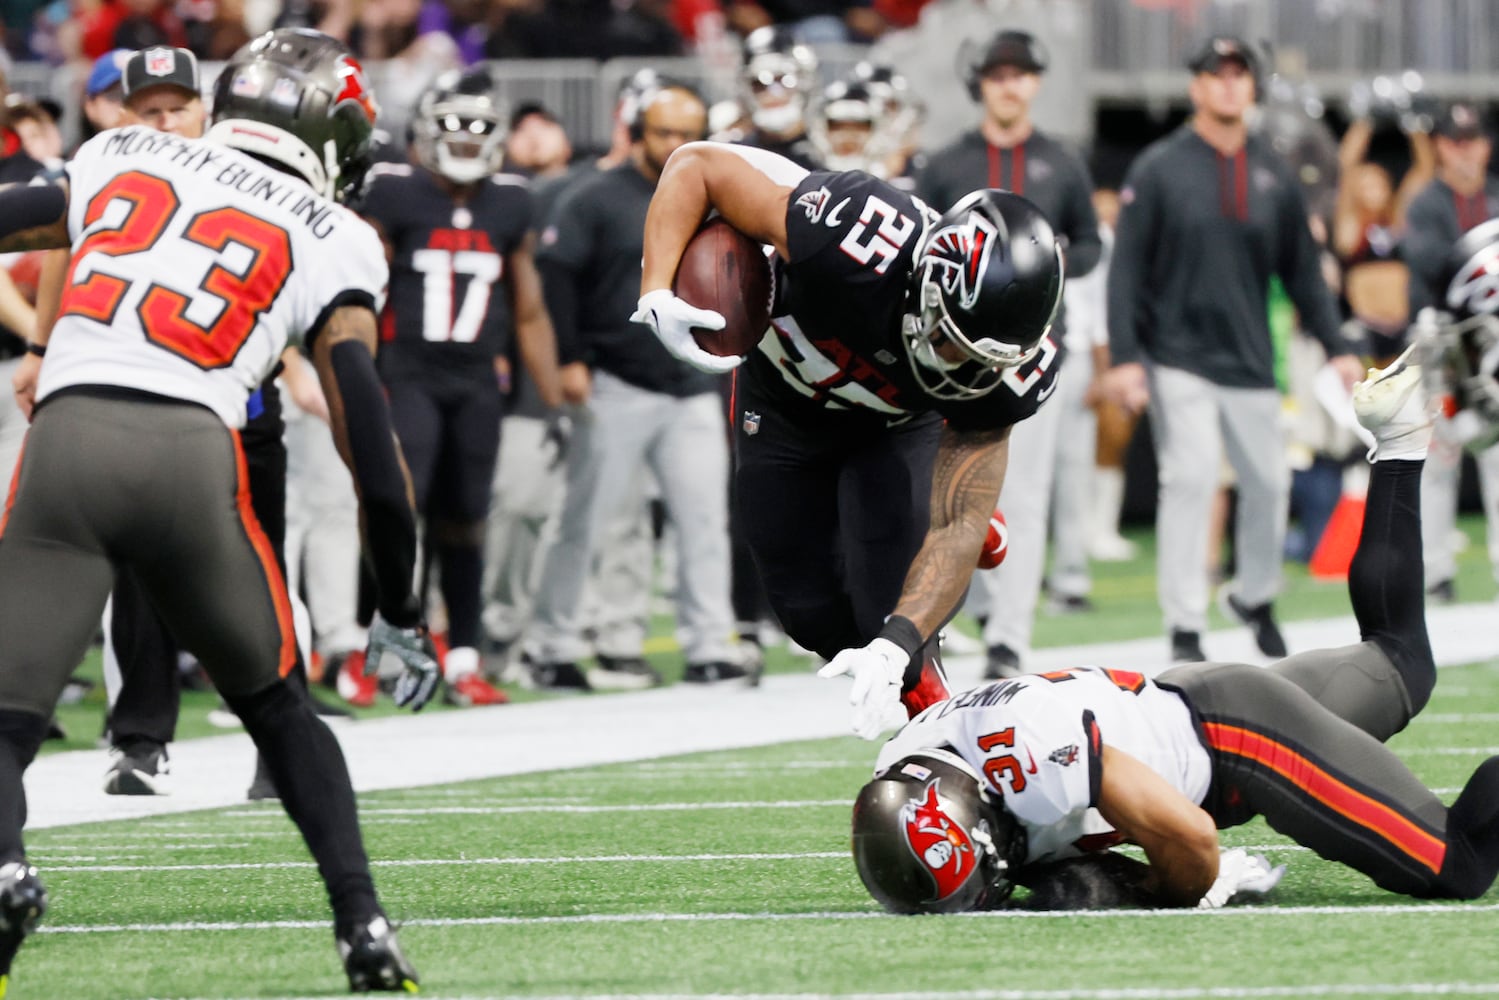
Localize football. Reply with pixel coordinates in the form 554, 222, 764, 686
672, 218, 772, 358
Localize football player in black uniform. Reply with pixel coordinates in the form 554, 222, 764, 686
634, 143, 1064, 740
360, 63, 563, 706
735, 26, 824, 171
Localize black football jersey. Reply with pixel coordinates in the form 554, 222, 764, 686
361, 163, 534, 374
749, 170, 1063, 433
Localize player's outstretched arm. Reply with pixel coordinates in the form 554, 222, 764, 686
1095, 745, 1220, 906
638, 141, 804, 295
887, 424, 1010, 643
0, 180, 70, 254
310, 305, 440, 709
506, 232, 563, 409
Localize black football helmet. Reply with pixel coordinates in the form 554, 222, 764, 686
808, 80, 890, 174
411, 63, 507, 185
904, 190, 1064, 399
208, 28, 378, 203
851, 749, 1026, 914
853, 61, 924, 153
1417, 218, 1499, 450
740, 26, 817, 136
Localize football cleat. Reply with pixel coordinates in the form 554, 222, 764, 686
0, 862, 46, 995
444, 672, 509, 706
982, 643, 1022, 681
587, 654, 663, 691
103, 739, 170, 796
1353, 346, 1433, 461
1218, 589, 1288, 658
338, 915, 419, 993
337, 649, 378, 708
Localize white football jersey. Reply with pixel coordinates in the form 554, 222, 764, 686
876, 667, 1213, 865
39, 126, 388, 428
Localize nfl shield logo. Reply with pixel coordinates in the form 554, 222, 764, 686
742, 410, 762, 436
144, 47, 175, 77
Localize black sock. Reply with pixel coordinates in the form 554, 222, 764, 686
1349, 459, 1434, 712
1433, 756, 1499, 899
437, 542, 483, 649
224, 680, 381, 933
0, 711, 50, 866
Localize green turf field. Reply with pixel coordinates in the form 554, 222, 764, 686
18, 657, 1499, 999
17, 517, 1499, 998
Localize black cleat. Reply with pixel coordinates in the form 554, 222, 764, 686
1170, 629, 1206, 663
0, 862, 46, 995
338, 915, 419, 993
587, 654, 663, 690
1428, 579, 1456, 605
683, 660, 750, 683
246, 755, 278, 802
983, 643, 1022, 680
1219, 591, 1288, 658
103, 739, 170, 796
523, 655, 592, 691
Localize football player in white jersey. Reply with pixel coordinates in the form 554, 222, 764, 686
0, 29, 433, 992
851, 355, 1499, 911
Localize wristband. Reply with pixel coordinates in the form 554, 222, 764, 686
25, 342, 45, 357
877, 615, 924, 659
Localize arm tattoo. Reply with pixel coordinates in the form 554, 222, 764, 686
892, 424, 1010, 640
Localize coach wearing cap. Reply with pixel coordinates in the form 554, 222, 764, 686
1401, 101, 1499, 604
916, 27, 1102, 680
1101, 35, 1362, 665
122, 46, 204, 137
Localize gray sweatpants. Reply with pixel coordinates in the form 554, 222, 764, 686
0, 393, 295, 716
1148, 364, 1288, 633
1420, 418, 1499, 590
524, 371, 736, 665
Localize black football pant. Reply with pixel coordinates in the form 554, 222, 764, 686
107, 383, 308, 749
1161, 460, 1499, 899
0, 392, 379, 928
386, 374, 503, 650
733, 373, 943, 663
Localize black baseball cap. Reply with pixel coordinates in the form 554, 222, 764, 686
976, 30, 1048, 75
1187, 35, 1258, 75
122, 46, 201, 102
1435, 101, 1487, 140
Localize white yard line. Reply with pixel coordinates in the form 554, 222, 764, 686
26, 604, 1498, 830
153, 989, 1499, 1000
36, 901, 1499, 935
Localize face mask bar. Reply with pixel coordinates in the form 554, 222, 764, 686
1419, 307, 1499, 450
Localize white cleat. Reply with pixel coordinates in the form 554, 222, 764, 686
1352, 347, 1432, 460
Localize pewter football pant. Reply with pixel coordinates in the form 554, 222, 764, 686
1148, 364, 1288, 634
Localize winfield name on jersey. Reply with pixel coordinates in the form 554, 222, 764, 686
101, 128, 341, 239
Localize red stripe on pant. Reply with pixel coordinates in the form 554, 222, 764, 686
0, 435, 26, 539
230, 429, 298, 679
1203, 721, 1445, 874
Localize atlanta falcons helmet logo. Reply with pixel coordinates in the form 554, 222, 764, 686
921, 212, 1000, 311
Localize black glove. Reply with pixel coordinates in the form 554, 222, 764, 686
365, 613, 442, 711
543, 409, 574, 470
1015, 852, 1166, 911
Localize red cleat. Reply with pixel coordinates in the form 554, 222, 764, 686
336, 649, 378, 709
445, 672, 509, 707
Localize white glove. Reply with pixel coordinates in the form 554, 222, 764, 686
365, 614, 442, 711
818, 638, 910, 741
631, 289, 744, 374
1198, 847, 1286, 908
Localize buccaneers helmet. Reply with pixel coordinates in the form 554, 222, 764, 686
852, 749, 1025, 913
411, 63, 508, 185
208, 28, 378, 203
808, 80, 890, 174
904, 190, 1064, 400
740, 26, 818, 136
1418, 218, 1499, 450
